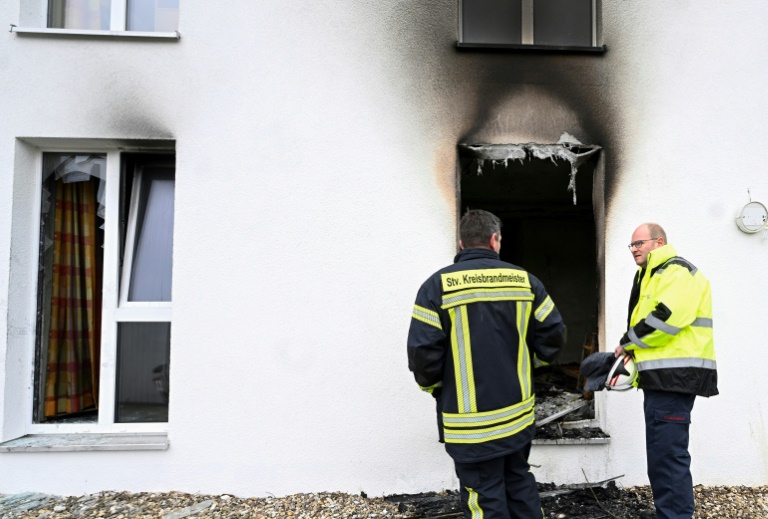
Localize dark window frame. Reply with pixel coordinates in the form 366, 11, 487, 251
457, 0, 606, 53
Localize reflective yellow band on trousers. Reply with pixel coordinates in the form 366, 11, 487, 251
466, 488, 484, 519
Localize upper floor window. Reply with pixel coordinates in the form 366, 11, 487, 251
48, 0, 179, 32
459, 0, 599, 49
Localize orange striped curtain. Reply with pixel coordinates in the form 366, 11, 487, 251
44, 179, 101, 418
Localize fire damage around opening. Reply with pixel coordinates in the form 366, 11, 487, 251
459, 138, 606, 443
403, 139, 632, 517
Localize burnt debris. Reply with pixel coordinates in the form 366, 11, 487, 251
533, 363, 609, 442
457, 139, 601, 205
387, 481, 655, 518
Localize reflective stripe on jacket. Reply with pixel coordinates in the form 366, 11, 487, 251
620, 244, 718, 397
407, 248, 566, 463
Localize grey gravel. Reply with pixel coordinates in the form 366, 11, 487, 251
0, 491, 406, 519
634, 485, 768, 518
0, 485, 766, 518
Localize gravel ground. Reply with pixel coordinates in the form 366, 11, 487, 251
1, 485, 767, 518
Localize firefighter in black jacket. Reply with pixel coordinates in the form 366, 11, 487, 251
407, 210, 566, 519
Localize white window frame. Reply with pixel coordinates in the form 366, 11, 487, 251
118, 167, 174, 312
105, 0, 178, 33
109, 0, 130, 31
12, 0, 180, 39
26, 148, 173, 436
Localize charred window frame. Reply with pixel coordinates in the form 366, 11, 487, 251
30, 149, 175, 434
456, 142, 607, 443
458, 0, 604, 52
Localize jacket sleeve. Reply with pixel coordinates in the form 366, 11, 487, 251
620, 264, 701, 351
407, 282, 447, 394
529, 276, 566, 366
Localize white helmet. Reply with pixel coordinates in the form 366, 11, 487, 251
605, 353, 638, 391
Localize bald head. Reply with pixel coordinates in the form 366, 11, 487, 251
641, 223, 667, 243
629, 223, 667, 268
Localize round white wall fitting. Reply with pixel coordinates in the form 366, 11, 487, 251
736, 201, 768, 233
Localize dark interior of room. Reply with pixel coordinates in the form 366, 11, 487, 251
459, 152, 599, 371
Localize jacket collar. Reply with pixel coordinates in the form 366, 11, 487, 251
454, 247, 499, 263
644, 244, 678, 271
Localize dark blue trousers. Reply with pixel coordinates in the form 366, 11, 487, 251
643, 389, 696, 519
454, 444, 542, 519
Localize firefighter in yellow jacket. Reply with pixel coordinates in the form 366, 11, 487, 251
408, 210, 566, 519
616, 223, 717, 519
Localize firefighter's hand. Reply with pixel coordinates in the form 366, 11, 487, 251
614, 345, 625, 358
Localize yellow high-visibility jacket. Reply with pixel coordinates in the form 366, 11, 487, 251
408, 248, 566, 463
620, 244, 718, 397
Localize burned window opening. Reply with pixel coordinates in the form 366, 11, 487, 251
458, 140, 600, 205
458, 140, 604, 440
533, 371, 608, 442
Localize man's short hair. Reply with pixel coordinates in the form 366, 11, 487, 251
644, 223, 667, 243
460, 209, 502, 248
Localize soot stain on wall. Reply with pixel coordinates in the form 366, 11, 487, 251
382, 1, 625, 208
457, 53, 621, 205
100, 83, 174, 139
107, 109, 174, 139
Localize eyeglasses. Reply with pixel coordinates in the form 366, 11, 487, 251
627, 238, 658, 250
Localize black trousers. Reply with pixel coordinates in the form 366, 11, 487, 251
454, 444, 542, 519
643, 389, 696, 519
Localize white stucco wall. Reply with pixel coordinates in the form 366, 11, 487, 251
1, 0, 767, 497
599, 2, 768, 487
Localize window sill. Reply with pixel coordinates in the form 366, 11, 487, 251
9, 26, 180, 40
0, 433, 169, 452
455, 42, 606, 54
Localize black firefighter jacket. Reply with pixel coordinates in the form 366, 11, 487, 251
407, 248, 566, 463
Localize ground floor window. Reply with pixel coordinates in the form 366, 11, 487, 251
458, 142, 606, 441
33, 151, 175, 427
